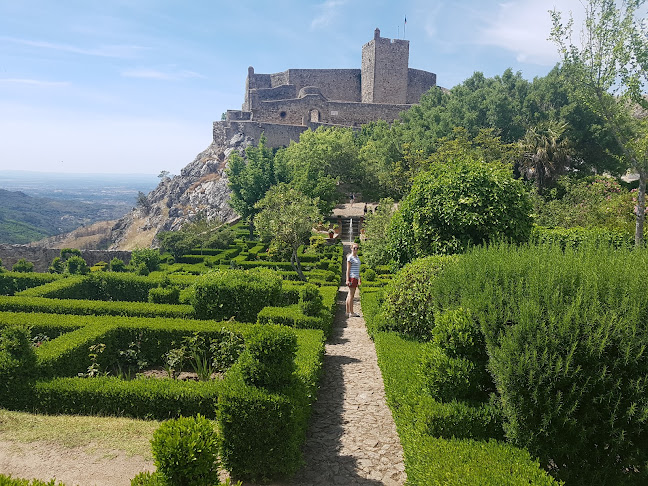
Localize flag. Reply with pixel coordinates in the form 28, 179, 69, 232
404, 16, 407, 24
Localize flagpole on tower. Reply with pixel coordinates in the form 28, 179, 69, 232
404, 15, 407, 39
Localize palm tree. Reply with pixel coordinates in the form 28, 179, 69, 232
519, 120, 572, 194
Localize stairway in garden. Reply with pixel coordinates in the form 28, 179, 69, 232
286, 242, 406, 486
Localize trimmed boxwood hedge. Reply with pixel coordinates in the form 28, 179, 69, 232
34, 376, 221, 420
192, 268, 282, 322
0, 296, 195, 319
361, 284, 557, 485
0, 272, 63, 296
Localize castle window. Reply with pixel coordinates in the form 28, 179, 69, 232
310, 109, 320, 122
280, 111, 287, 118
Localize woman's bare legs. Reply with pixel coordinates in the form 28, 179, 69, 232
346, 285, 356, 315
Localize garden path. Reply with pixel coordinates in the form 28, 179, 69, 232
283, 242, 406, 485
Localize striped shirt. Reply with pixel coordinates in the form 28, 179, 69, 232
347, 254, 361, 278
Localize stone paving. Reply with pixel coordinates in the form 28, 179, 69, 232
285, 243, 406, 486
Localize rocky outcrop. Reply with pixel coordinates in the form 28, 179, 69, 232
109, 132, 254, 250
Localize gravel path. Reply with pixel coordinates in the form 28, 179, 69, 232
286, 243, 406, 486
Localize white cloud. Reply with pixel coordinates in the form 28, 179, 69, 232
121, 68, 204, 80
476, 0, 584, 66
311, 0, 348, 30
1, 36, 147, 58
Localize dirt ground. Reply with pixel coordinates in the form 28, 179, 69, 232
0, 440, 153, 486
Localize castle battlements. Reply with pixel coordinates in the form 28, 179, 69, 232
215, 28, 437, 148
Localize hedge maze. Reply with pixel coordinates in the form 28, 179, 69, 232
0, 225, 343, 482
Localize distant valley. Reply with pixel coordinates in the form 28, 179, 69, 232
0, 171, 158, 244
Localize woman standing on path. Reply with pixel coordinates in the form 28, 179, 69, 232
346, 243, 361, 317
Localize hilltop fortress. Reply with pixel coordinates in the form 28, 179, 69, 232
215, 28, 437, 148
74, 28, 441, 250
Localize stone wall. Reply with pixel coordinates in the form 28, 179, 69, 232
407, 68, 438, 104
0, 245, 132, 273
285, 69, 361, 102
213, 120, 309, 149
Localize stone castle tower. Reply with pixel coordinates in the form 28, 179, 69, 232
361, 28, 410, 104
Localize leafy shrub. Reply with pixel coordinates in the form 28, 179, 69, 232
0, 325, 37, 408
110, 258, 127, 272
381, 255, 457, 339
65, 255, 89, 275
530, 225, 633, 250
11, 259, 33, 273
361, 197, 397, 267
0, 295, 194, 319
211, 329, 245, 372
148, 287, 180, 305
35, 376, 221, 420
0, 272, 62, 296
362, 268, 377, 281
419, 343, 476, 402
367, 318, 556, 486
428, 307, 492, 399
136, 262, 150, 276
130, 471, 168, 486
151, 415, 220, 486
238, 324, 296, 392
131, 248, 161, 272
406, 436, 561, 486
218, 376, 301, 482
48, 257, 64, 274
192, 268, 282, 322
60, 248, 81, 260
298, 283, 323, 316
386, 159, 532, 267
415, 396, 503, 441
426, 243, 648, 484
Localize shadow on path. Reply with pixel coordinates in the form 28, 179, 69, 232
287, 295, 385, 486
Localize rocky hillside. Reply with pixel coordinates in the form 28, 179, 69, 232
108, 132, 254, 250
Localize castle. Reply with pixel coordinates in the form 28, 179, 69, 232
214, 28, 437, 148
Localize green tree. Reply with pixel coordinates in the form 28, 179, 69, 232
279, 126, 360, 213
361, 197, 397, 267
12, 258, 33, 273
400, 70, 532, 157
130, 248, 161, 272
534, 175, 635, 231
66, 255, 89, 275
226, 135, 279, 237
550, 0, 648, 245
254, 184, 321, 280
136, 191, 151, 214
387, 159, 533, 267
518, 120, 573, 193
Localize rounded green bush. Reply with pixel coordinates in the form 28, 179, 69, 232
151, 414, 220, 486
386, 159, 532, 267
381, 255, 457, 339
419, 343, 475, 401
363, 268, 377, 281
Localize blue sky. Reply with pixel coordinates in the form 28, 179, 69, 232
0, 0, 594, 175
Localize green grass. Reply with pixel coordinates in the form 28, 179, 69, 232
0, 409, 158, 459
